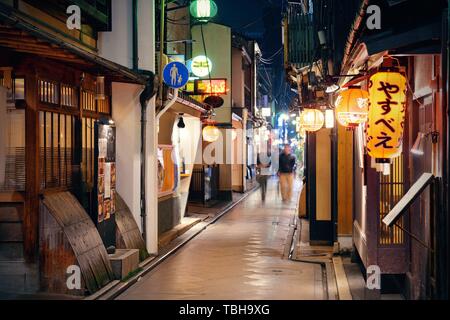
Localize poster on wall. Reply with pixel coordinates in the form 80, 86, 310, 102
158, 145, 178, 197
96, 124, 116, 224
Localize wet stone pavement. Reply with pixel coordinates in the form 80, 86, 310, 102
117, 177, 324, 300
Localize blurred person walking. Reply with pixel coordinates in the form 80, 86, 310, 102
278, 144, 296, 202
256, 152, 271, 202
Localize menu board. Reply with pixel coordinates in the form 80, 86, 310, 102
97, 124, 116, 223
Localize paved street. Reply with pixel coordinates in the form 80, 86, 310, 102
117, 177, 324, 300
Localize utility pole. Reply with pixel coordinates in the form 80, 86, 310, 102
158, 0, 166, 110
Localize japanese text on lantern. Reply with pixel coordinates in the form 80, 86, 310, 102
366, 71, 407, 162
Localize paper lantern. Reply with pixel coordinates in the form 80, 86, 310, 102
190, 0, 218, 22
335, 87, 369, 128
203, 125, 220, 142
366, 70, 407, 163
299, 109, 324, 132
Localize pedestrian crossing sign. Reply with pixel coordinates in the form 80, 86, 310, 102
163, 61, 189, 89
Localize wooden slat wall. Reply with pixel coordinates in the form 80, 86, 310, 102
337, 125, 353, 236
24, 72, 39, 262
115, 194, 149, 262
41, 191, 113, 294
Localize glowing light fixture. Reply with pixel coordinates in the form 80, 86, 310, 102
299, 109, 324, 132
325, 109, 335, 129
261, 107, 271, 117
191, 55, 213, 78
190, 0, 218, 22
326, 84, 340, 94
335, 87, 369, 128
203, 124, 220, 142
95, 76, 105, 100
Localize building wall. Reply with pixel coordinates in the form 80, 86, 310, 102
192, 23, 232, 124
232, 48, 244, 108
166, 4, 190, 57
98, 0, 133, 69
337, 125, 353, 237
315, 129, 331, 221
406, 54, 442, 299
99, 0, 157, 253
112, 83, 143, 232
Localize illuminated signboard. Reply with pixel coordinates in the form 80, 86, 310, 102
185, 78, 227, 95
190, 55, 213, 77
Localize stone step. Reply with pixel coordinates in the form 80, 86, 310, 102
0, 205, 22, 222
0, 242, 24, 261
0, 222, 23, 242
158, 217, 202, 248
0, 261, 39, 296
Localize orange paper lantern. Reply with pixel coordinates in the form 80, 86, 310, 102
335, 87, 369, 128
366, 70, 407, 163
299, 109, 324, 132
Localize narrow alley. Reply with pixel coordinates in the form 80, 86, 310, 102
117, 179, 325, 300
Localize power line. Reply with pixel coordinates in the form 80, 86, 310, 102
261, 46, 283, 61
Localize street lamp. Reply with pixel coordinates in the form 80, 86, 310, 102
190, 0, 218, 22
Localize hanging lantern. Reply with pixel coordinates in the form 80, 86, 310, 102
334, 87, 369, 129
299, 108, 324, 132
366, 70, 407, 163
95, 76, 105, 100
190, 0, 218, 22
203, 124, 220, 142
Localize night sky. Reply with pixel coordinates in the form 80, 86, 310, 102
213, 0, 290, 111
214, 0, 284, 60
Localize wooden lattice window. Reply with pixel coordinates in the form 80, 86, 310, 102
39, 80, 59, 105
379, 155, 405, 245
0, 87, 25, 191
82, 117, 95, 188
39, 111, 74, 190
81, 90, 96, 112
98, 96, 110, 114
61, 84, 77, 108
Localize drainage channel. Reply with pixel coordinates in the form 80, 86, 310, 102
286, 217, 337, 300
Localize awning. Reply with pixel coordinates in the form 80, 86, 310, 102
362, 20, 442, 56
167, 90, 207, 118
0, 3, 148, 85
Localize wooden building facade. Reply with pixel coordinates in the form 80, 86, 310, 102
0, 0, 148, 296
341, 0, 449, 299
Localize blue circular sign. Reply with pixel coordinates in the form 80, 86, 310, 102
163, 61, 189, 89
